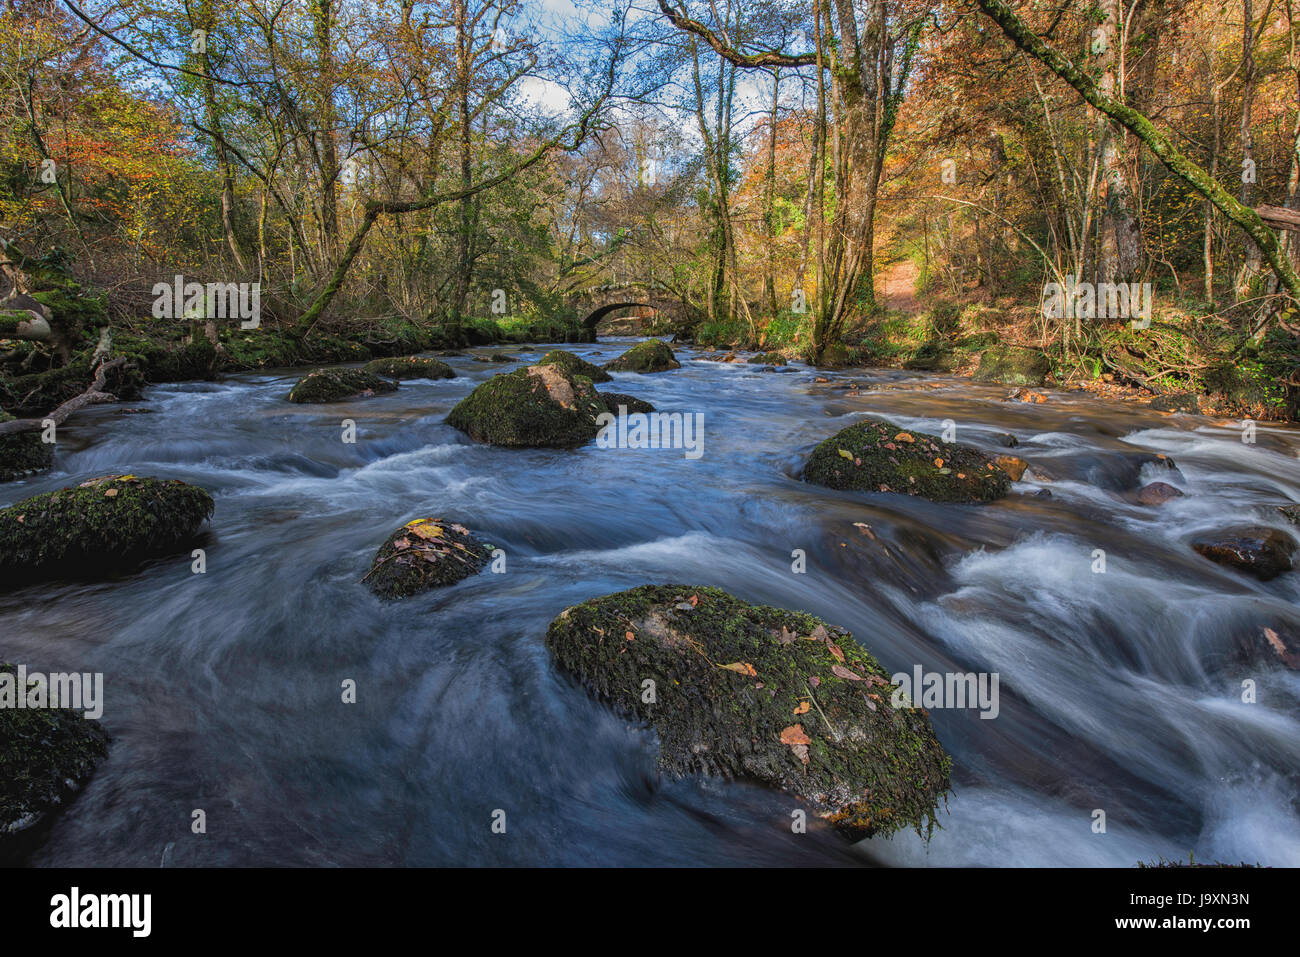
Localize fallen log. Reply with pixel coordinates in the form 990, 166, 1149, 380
0, 355, 125, 436
1255, 204, 1300, 232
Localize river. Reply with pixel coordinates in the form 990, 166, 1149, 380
3, 337, 1299, 866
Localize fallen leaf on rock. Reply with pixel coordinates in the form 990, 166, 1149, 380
827, 642, 845, 662
103, 488, 118, 497
810, 624, 829, 643
794, 701, 811, 715
625, 630, 635, 641
720, 662, 758, 676
837, 448, 854, 461
831, 664, 864, 681
894, 432, 915, 443
934, 458, 944, 468
780, 723, 812, 745
410, 523, 444, 540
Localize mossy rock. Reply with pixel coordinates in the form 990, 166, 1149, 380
0, 413, 53, 482
0, 663, 108, 857
545, 585, 951, 839
364, 518, 493, 598
603, 339, 680, 373
286, 368, 398, 403
0, 475, 213, 582
537, 349, 612, 383
471, 352, 517, 363
362, 356, 455, 380
902, 345, 960, 372
972, 346, 1051, 386
446, 364, 608, 448
597, 392, 655, 414
803, 419, 1011, 504
747, 351, 787, 365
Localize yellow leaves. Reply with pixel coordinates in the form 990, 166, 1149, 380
837, 448, 854, 460
719, 661, 758, 677
408, 523, 444, 540
933, 457, 944, 468
793, 700, 811, 715
894, 432, 915, 443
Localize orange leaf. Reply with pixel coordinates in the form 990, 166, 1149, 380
794, 701, 810, 715
780, 724, 812, 745
720, 662, 758, 676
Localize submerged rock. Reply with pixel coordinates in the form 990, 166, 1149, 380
1137, 481, 1185, 506
0, 663, 108, 858
537, 349, 612, 383
545, 585, 951, 839
1192, 527, 1296, 581
993, 455, 1029, 482
287, 368, 398, 403
1279, 504, 1300, 526
747, 351, 787, 366
471, 352, 516, 363
803, 419, 1011, 504
0, 413, 53, 483
364, 518, 493, 598
446, 363, 608, 447
0, 475, 213, 582
362, 356, 455, 380
598, 392, 655, 414
603, 339, 680, 374
973, 347, 1051, 386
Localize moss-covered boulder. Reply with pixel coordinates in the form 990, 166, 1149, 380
446, 364, 608, 448
363, 518, 493, 598
286, 368, 398, 403
0, 414, 53, 483
598, 392, 655, 414
972, 346, 1051, 386
0, 663, 108, 856
747, 351, 787, 366
471, 352, 516, 363
545, 585, 951, 839
603, 339, 681, 374
0, 475, 213, 582
362, 356, 455, 380
537, 349, 612, 383
803, 419, 1011, 503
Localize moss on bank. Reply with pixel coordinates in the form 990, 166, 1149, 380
0, 475, 213, 582
0, 413, 54, 482
545, 584, 951, 839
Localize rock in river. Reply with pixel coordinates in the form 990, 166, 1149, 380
603, 339, 680, 374
1192, 527, 1296, 581
536, 349, 612, 383
545, 584, 951, 839
287, 368, 398, 403
362, 356, 455, 380
364, 518, 493, 598
445, 363, 608, 448
803, 419, 1011, 504
0, 475, 213, 583
0, 663, 108, 860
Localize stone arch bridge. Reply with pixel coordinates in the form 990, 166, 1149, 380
571, 282, 693, 334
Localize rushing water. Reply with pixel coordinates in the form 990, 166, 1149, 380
3, 338, 1299, 867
